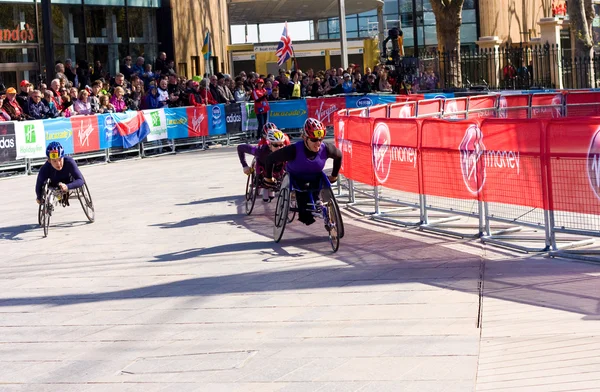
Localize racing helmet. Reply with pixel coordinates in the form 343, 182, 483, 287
303, 118, 326, 139
262, 122, 279, 135
46, 141, 65, 159
266, 129, 286, 144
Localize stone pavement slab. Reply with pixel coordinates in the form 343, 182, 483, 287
0, 147, 598, 391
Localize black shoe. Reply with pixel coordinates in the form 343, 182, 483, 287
263, 198, 270, 203
269, 196, 275, 201
299, 213, 315, 226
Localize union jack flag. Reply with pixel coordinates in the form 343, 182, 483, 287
275, 22, 294, 67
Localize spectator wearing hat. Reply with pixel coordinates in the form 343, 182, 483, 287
209, 74, 227, 104
41, 90, 59, 118
340, 73, 355, 94
2, 87, 29, 121
217, 73, 235, 103
252, 78, 270, 139
27, 90, 47, 119
144, 85, 162, 109
188, 81, 205, 107
89, 81, 102, 113
360, 73, 377, 93
17, 80, 31, 112
199, 79, 217, 105
0, 89, 10, 121
233, 77, 248, 103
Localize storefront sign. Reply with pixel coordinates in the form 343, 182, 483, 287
0, 24, 35, 43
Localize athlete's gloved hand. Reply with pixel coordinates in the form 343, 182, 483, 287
36, 199, 41, 205
328, 176, 338, 184
58, 182, 68, 192
243, 166, 252, 175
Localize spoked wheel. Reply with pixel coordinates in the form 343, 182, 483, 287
42, 200, 51, 238
325, 201, 340, 252
245, 171, 257, 215
322, 188, 344, 239
77, 182, 95, 222
38, 203, 43, 226
274, 175, 291, 243
287, 192, 297, 223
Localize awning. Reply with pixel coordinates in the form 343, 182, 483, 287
227, 0, 383, 25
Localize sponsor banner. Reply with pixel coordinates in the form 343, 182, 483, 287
389, 102, 416, 118
372, 94, 397, 104
186, 106, 209, 137
208, 104, 227, 135
497, 95, 530, 119
343, 115, 375, 186
330, 48, 364, 55
143, 109, 168, 141
15, 120, 46, 159
547, 118, 600, 214
417, 99, 443, 117
98, 113, 123, 149
225, 103, 243, 134
468, 96, 497, 118
164, 107, 190, 139
232, 53, 255, 61
424, 92, 455, 99
372, 119, 420, 194
71, 115, 100, 153
479, 118, 545, 208
0, 122, 17, 163
307, 97, 345, 127
564, 92, 600, 117
44, 117, 74, 155
268, 100, 308, 129
368, 104, 388, 118
345, 95, 376, 109
442, 98, 468, 119
421, 119, 481, 200
242, 103, 258, 131
531, 93, 563, 118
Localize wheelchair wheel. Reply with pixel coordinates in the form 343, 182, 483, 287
325, 200, 340, 252
245, 168, 258, 215
287, 192, 297, 223
38, 203, 43, 226
77, 182, 95, 222
42, 199, 51, 238
322, 188, 344, 239
274, 175, 291, 243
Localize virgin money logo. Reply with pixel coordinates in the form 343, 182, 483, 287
316, 101, 338, 123
372, 122, 392, 184
77, 119, 94, 146
587, 128, 600, 200
398, 104, 413, 118
356, 97, 373, 108
337, 120, 352, 171
459, 125, 486, 195
191, 109, 205, 134
498, 96, 508, 118
444, 100, 459, 119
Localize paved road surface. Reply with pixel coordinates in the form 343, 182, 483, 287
1, 147, 599, 391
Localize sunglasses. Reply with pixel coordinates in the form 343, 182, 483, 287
309, 138, 324, 143
270, 143, 284, 148
48, 151, 60, 159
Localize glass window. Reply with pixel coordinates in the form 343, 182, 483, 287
460, 23, 477, 43
128, 0, 160, 7
424, 25, 437, 46
318, 20, 327, 35
84, 0, 125, 6
0, 1, 38, 43
318, 33, 328, 40
85, 6, 127, 42
401, 12, 414, 28
128, 8, 157, 43
345, 16, 357, 31
399, 0, 412, 13
330, 32, 340, 39
423, 11, 435, 25
347, 31, 359, 39
358, 9, 376, 17
0, 47, 38, 63
462, 9, 476, 24
51, 3, 85, 44
463, 0, 475, 9
328, 18, 339, 34
384, 0, 398, 14
358, 16, 376, 31
422, 0, 432, 11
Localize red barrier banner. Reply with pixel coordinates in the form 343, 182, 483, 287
372, 119, 420, 194
442, 97, 468, 119
186, 106, 209, 136
479, 119, 546, 208
342, 115, 375, 185
468, 95, 497, 118
71, 115, 100, 153
565, 92, 600, 117
417, 99, 442, 118
531, 93, 563, 118
546, 118, 600, 214
307, 97, 346, 127
497, 95, 530, 119
421, 119, 481, 200
369, 104, 388, 118
389, 102, 416, 118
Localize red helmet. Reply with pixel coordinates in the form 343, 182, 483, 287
303, 118, 326, 139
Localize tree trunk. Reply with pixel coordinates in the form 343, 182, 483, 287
430, 0, 465, 88
568, 0, 595, 87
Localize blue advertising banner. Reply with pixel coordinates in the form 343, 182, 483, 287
43, 117, 75, 154
98, 113, 123, 149
345, 95, 377, 109
372, 94, 398, 104
164, 107, 189, 139
268, 100, 307, 129
423, 92, 455, 99
208, 104, 227, 135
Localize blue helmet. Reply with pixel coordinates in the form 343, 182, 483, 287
46, 141, 65, 159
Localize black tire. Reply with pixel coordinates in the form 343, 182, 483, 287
38, 203, 43, 226
245, 167, 257, 215
322, 188, 345, 239
77, 182, 95, 222
287, 194, 297, 223
42, 200, 50, 238
274, 175, 291, 243
326, 200, 340, 253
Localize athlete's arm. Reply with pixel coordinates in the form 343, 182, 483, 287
35, 163, 50, 201
64, 157, 85, 190
324, 142, 342, 178
237, 144, 258, 168
266, 144, 297, 178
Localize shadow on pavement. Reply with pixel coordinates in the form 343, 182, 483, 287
175, 195, 243, 206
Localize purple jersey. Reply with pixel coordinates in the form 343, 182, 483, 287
285, 141, 328, 176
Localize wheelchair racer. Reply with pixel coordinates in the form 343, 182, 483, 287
237, 128, 288, 202
258, 122, 291, 147
264, 118, 342, 226
35, 141, 85, 205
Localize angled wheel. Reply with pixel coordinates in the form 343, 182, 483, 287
325, 201, 340, 253
38, 203, 43, 226
274, 175, 291, 243
245, 165, 257, 215
42, 199, 51, 238
322, 188, 344, 239
287, 192, 297, 223
77, 182, 95, 222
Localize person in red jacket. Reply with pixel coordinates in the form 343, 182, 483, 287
252, 78, 270, 140
199, 79, 217, 105
189, 81, 205, 107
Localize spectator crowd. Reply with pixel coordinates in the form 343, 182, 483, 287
0, 52, 406, 122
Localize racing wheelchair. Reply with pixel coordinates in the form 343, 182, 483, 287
245, 158, 288, 216
273, 172, 344, 252
38, 178, 95, 237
